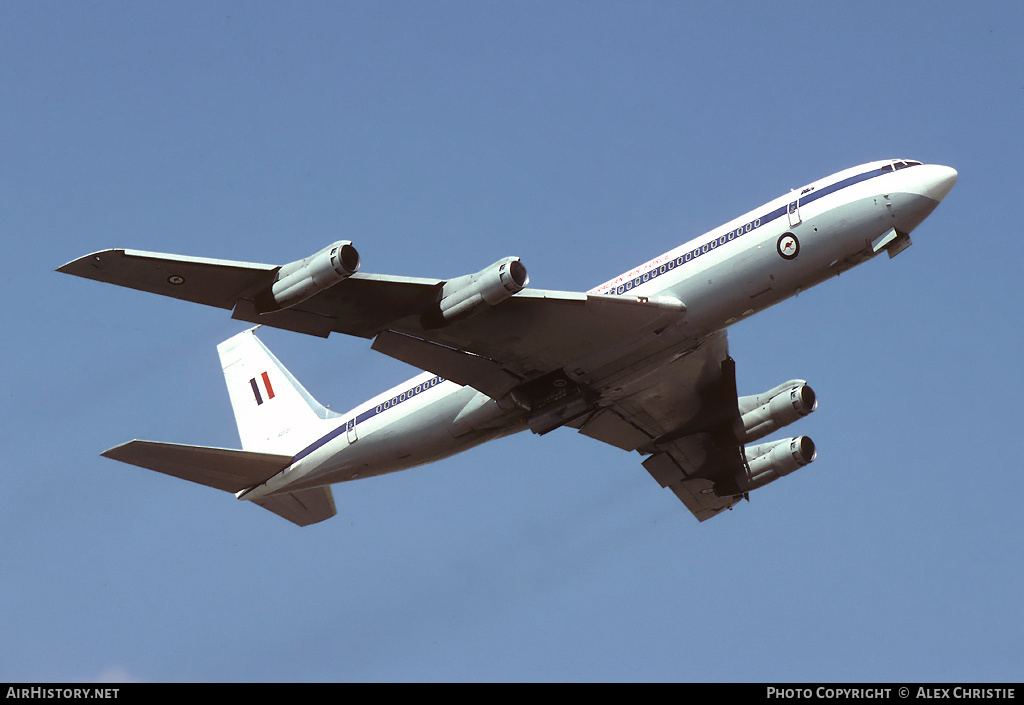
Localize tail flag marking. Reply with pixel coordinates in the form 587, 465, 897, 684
249, 371, 276, 405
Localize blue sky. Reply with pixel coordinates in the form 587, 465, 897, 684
2, 1, 1022, 682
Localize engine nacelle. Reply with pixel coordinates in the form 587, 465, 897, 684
423, 256, 529, 327
255, 240, 360, 313
735, 380, 817, 444
716, 436, 817, 497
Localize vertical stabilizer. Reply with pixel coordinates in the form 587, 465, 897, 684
216, 328, 340, 454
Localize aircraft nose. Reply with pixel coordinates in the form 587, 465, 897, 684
919, 164, 958, 202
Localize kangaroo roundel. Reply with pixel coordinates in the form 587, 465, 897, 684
777, 233, 800, 260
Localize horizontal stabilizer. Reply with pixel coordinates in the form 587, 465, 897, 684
103, 441, 336, 526
251, 486, 337, 527
102, 440, 292, 493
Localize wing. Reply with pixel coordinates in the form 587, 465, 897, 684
57, 248, 280, 309
373, 290, 687, 398
58, 248, 687, 396
569, 331, 746, 521
57, 248, 443, 338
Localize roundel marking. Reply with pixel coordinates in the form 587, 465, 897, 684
777, 233, 800, 260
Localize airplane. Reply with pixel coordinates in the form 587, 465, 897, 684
58, 158, 957, 526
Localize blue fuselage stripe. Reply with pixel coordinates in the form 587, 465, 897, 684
293, 375, 446, 462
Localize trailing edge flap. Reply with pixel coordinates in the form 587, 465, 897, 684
250, 487, 337, 527
371, 330, 521, 399
102, 440, 292, 493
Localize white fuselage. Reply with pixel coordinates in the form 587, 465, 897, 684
241, 160, 956, 502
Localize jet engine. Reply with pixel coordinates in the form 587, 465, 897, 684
423, 256, 529, 327
255, 240, 361, 313
735, 380, 817, 444
716, 436, 817, 497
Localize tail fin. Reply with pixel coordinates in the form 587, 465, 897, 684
216, 327, 340, 454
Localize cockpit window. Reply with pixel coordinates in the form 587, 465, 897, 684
884, 160, 923, 172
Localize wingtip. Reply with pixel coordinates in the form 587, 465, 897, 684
55, 249, 125, 276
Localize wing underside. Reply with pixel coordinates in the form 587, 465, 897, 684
58, 249, 689, 394
57, 249, 279, 310
57, 248, 444, 338
569, 331, 746, 521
